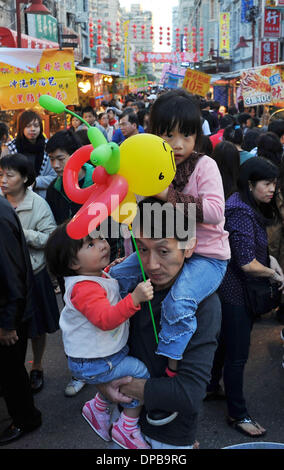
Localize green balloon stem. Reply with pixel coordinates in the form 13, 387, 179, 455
65, 109, 91, 129
129, 225, 159, 345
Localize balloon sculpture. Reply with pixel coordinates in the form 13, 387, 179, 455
39, 95, 176, 342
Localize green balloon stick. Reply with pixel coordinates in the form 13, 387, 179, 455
39, 95, 90, 128
129, 224, 159, 345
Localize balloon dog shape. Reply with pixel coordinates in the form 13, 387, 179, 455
39, 95, 176, 240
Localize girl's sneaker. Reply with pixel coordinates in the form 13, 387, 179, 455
111, 420, 151, 449
82, 399, 111, 442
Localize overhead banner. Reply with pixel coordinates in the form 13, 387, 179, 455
0, 48, 78, 110
182, 68, 211, 97
219, 13, 230, 58
134, 51, 197, 63
241, 63, 284, 106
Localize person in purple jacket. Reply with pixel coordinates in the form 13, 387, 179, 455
207, 157, 284, 438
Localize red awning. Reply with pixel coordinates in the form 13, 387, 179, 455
0, 27, 59, 49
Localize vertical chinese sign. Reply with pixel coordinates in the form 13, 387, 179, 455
260, 41, 279, 65
182, 68, 211, 97
122, 20, 130, 77
263, 8, 281, 38
219, 13, 230, 58
0, 48, 78, 110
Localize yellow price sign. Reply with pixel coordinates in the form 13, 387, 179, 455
182, 68, 211, 97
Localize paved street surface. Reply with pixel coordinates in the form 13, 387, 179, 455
1, 293, 284, 451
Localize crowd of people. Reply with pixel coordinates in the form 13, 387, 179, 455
0, 86, 284, 449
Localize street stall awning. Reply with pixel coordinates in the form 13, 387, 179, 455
76, 65, 119, 77
0, 47, 44, 72
0, 27, 59, 51
0, 48, 79, 110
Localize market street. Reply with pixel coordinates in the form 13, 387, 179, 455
1, 294, 284, 450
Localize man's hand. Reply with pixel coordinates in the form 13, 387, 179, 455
120, 378, 147, 403
96, 377, 134, 404
0, 328, 19, 346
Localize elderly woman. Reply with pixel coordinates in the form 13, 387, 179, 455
2, 110, 56, 198
0, 153, 59, 393
207, 157, 284, 438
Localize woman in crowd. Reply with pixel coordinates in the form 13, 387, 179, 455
0, 153, 59, 393
2, 110, 56, 198
207, 157, 284, 437
69, 114, 83, 133
223, 124, 254, 165
211, 141, 240, 200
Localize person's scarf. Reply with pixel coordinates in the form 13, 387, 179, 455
15, 134, 46, 176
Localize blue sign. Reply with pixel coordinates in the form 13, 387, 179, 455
269, 73, 281, 86
241, 0, 253, 23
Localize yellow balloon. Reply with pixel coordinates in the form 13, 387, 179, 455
111, 191, 137, 225
118, 134, 176, 197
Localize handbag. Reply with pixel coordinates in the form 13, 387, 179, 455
243, 277, 281, 318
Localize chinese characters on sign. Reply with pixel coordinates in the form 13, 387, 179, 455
182, 68, 211, 97
260, 41, 279, 65
0, 49, 78, 110
241, 64, 284, 107
219, 13, 230, 58
263, 8, 281, 38
134, 51, 197, 63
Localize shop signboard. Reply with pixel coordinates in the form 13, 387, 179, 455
241, 0, 253, 22
182, 68, 211, 97
263, 8, 281, 38
0, 48, 78, 110
241, 63, 284, 106
27, 14, 58, 43
260, 41, 279, 65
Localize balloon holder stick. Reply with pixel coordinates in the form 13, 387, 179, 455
128, 224, 159, 345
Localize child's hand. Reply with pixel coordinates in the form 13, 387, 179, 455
131, 279, 154, 306
108, 257, 126, 269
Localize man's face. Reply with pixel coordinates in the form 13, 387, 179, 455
82, 112, 96, 126
119, 115, 137, 138
136, 236, 195, 290
48, 149, 70, 177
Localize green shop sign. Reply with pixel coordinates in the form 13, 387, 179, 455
27, 14, 58, 43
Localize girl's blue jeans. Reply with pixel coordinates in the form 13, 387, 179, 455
158, 255, 228, 360
68, 345, 149, 408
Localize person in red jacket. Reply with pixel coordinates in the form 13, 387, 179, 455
209, 114, 235, 149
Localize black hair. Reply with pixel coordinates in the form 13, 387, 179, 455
223, 124, 243, 145
0, 122, 9, 141
237, 157, 279, 224
228, 105, 238, 116
0, 153, 36, 188
219, 114, 236, 129
199, 135, 213, 157
242, 128, 262, 152
82, 106, 96, 117
212, 141, 240, 200
237, 112, 252, 127
17, 110, 43, 138
75, 129, 91, 146
98, 112, 107, 121
137, 108, 150, 128
119, 109, 139, 128
46, 129, 82, 156
257, 132, 283, 167
268, 119, 284, 139
132, 196, 194, 244
149, 88, 202, 151
45, 221, 85, 277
